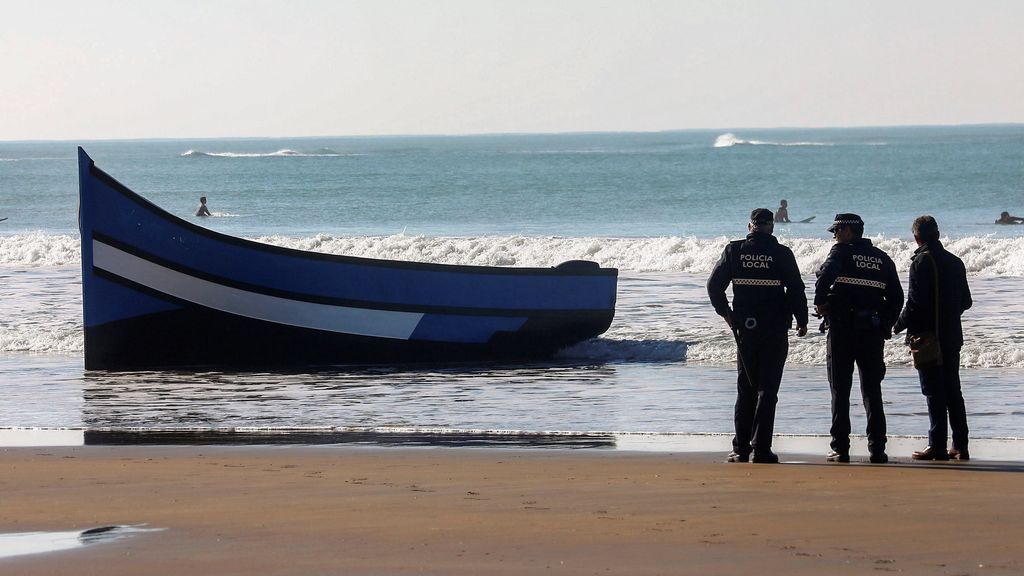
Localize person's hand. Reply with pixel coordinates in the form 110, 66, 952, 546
797, 325, 808, 337
814, 304, 830, 317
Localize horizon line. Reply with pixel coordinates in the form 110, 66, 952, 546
2, 121, 1023, 145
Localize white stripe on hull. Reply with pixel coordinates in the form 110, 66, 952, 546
92, 239, 423, 340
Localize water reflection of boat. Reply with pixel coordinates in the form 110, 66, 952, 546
83, 429, 617, 449
77, 148, 617, 370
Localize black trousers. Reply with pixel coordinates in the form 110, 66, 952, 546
827, 328, 887, 454
733, 330, 789, 455
917, 346, 969, 450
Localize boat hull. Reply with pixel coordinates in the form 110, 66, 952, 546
77, 148, 617, 370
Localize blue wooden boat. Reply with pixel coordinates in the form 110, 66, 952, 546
77, 148, 617, 370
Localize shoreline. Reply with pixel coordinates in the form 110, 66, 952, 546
3, 428, 1024, 460
2, 446, 1022, 575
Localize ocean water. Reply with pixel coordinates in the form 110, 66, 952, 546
1, 126, 1023, 448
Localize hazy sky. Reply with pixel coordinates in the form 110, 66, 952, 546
2, 0, 1022, 140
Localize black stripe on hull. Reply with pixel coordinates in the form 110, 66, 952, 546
84, 306, 614, 370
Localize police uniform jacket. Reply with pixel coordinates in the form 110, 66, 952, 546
894, 240, 972, 349
814, 238, 903, 334
707, 231, 808, 332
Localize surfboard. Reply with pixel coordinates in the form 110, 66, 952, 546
797, 216, 815, 223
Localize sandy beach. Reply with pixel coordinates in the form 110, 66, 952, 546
1, 446, 1021, 575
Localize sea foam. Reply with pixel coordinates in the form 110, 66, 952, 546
3, 233, 1023, 276
0, 233, 81, 266
244, 233, 1024, 276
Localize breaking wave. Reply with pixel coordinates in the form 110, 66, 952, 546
1, 233, 1022, 366
180, 148, 355, 158
0, 233, 81, 266
713, 133, 833, 148
2, 233, 1023, 276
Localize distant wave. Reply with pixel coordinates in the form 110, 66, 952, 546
3, 232, 1023, 276
713, 133, 833, 148
180, 148, 356, 158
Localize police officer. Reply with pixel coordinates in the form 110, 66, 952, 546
708, 208, 809, 464
815, 213, 903, 464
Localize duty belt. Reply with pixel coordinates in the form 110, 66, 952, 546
835, 276, 886, 290
733, 278, 782, 287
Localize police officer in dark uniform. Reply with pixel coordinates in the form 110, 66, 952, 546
708, 208, 809, 464
814, 213, 903, 464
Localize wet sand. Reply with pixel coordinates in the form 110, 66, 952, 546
1, 446, 1021, 575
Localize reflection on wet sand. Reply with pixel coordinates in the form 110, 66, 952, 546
84, 428, 617, 449
80, 363, 625, 431
0, 526, 161, 560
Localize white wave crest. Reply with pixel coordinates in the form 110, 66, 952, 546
713, 133, 745, 148
3, 233, 1023, 276
180, 148, 353, 158
0, 233, 81, 266
251, 233, 1024, 276
713, 133, 832, 148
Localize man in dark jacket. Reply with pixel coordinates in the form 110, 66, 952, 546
815, 214, 903, 464
708, 208, 809, 464
894, 215, 972, 461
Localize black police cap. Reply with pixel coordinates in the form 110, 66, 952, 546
750, 208, 774, 224
827, 213, 864, 233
